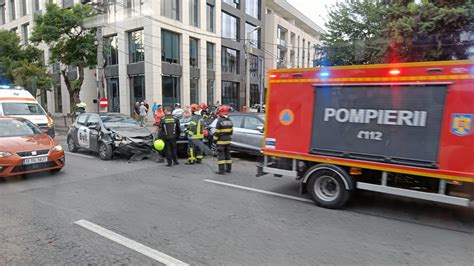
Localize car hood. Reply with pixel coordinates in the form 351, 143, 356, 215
0, 134, 55, 152
108, 126, 152, 138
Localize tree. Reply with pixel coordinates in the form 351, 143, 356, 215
0, 30, 51, 97
31, 3, 97, 113
316, 0, 473, 66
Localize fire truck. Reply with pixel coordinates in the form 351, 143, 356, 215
257, 60, 474, 209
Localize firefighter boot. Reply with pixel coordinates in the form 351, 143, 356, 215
216, 164, 226, 175
226, 163, 232, 173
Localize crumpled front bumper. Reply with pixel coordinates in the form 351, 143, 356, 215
112, 137, 153, 155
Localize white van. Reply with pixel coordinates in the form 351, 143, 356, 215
0, 88, 55, 137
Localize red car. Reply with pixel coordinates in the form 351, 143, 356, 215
0, 117, 65, 177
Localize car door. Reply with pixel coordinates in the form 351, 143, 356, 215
85, 114, 101, 152
241, 116, 265, 153
228, 115, 245, 149
76, 114, 92, 150
70, 114, 87, 147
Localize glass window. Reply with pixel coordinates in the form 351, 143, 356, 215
1, 103, 46, 115
105, 35, 118, 65
54, 84, 62, 113
33, 0, 39, 12
244, 116, 263, 130
245, 23, 260, 49
161, 0, 179, 20
222, 47, 239, 74
86, 115, 100, 126
207, 79, 214, 104
0, 120, 42, 137
221, 12, 239, 41
190, 78, 199, 104
162, 76, 180, 107
249, 54, 258, 78
207, 42, 215, 70
20, 0, 26, 16
229, 115, 244, 128
245, 0, 260, 19
128, 30, 144, 63
130, 75, 145, 104
162, 30, 180, 64
77, 114, 87, 125
9, 0, 15, 21
222, 0, 239, 9
21, 23, 28, 46
250, 84, 260, 106
222, 81, 239, 108
0, 4, 5, 25
190, 38, 199, 68
189, 0, 199, 27
206, 4, 214, 32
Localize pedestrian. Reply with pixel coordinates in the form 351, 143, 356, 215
172, 103, 184, 119
158, 107, 180, 167
133, 102, 140, 121
152, 101, 158, 120
139, 102, 147, 127
186, 104, 204, 165
183, 105, 192, 118
213, 105, 233, 175
144, 100, 150, 113
154, 104, 164, 125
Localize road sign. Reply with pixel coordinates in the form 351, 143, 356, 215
99, 98, 108, 108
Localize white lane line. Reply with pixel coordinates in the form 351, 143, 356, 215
65, 152, 96, 159
74, 219, 189, 266
203, 179, 314, 203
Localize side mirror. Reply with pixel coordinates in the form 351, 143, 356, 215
257, 126, 264, 133
88, 123, 99, 130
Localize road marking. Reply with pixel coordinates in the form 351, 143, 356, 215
74, 219, 188, 266
65, 152, 96, 159
203, 179, 314, 203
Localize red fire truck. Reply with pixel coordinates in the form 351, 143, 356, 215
257, 60, 474, 209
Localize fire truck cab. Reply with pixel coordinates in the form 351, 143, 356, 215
257, 60, 474, 209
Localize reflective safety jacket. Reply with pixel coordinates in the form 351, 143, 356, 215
158, 114, 181, 139
188, 114, 204, 139
213, 116, 233, 145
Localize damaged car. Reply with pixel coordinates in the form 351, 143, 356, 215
66, 113, 153, 160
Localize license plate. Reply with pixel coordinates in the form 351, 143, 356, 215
23, 156, 48, 165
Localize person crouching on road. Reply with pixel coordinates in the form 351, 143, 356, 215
186, 104, 205, 165
158, 107, 181, 167
214, 105, 233, 175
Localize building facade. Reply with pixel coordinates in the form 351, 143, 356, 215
264, 0, 323, 89
1, 0, 322, 114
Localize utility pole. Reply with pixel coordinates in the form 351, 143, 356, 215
245, 26, 261, 111
95, 0, 105, 112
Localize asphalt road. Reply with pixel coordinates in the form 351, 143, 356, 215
0, 133, 473, 265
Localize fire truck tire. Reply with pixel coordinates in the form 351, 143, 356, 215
308, 169, 352, 209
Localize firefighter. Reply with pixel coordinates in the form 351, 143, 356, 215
214, 105, 233, 174
186, 104, 205, 164
200, 102, 209, 119
158, 107, 181, 167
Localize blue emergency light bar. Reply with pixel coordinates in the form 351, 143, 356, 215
0, 84, 11, 89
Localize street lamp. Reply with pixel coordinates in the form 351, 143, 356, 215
245, 26, 261, 111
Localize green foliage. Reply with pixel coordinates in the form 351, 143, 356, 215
316, 0, 473, 66
31, 3, 97, 113
0, 30, 49, 97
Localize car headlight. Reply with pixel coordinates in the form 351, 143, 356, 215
0, 151, 12, 158
114, 133, 124, 141
51, 145, 63, 152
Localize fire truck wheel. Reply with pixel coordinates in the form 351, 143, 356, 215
308, 169, 351, 209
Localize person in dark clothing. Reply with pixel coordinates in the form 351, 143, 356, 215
158, 107, 181, 167
213, 105, 233, 174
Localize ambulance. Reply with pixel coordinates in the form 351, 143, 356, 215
257, 60, 474, 209
0, 87, 55, 137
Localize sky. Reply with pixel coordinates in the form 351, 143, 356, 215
287, 0, 338, 31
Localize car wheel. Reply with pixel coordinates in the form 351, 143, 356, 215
99, 142, 113, 160
67, 137, 78, 152
51, 167, 62, 174
307, 169, 352, 209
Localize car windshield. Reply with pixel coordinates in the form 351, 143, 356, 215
0, 119, 43, 137
1, 102, 46, 115
100, 114, 139, 128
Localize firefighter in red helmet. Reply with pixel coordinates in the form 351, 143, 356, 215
214, 105, 233, 174
186, 104, 205, 164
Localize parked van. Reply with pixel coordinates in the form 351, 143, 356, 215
0, 88, 55, 137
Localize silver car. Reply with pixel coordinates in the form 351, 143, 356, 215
210, 112, 265, 155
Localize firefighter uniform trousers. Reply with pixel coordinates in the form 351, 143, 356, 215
188, 114, 204, 164
214, 116, 233, 173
